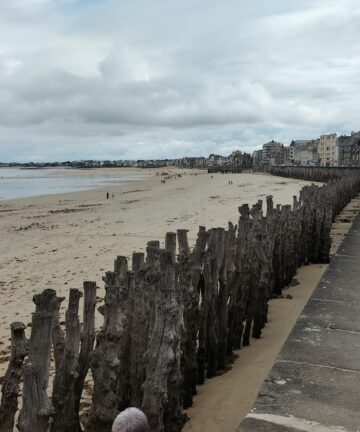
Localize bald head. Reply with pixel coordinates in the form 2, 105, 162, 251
112, 408, 149, 432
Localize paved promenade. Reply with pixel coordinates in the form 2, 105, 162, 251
236, 212, 360, 432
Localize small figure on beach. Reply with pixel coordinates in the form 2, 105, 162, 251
112, 407, 149, 432
106, 192, 109, 199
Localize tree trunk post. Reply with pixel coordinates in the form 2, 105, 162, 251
18, 289, 60, 432
0, 322, 28, 432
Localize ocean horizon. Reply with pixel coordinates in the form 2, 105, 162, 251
0, 167, 147, 200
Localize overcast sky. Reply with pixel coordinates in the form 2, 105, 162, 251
0, 0, 359, 162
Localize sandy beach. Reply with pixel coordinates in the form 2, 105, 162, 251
1, 168, 357, 431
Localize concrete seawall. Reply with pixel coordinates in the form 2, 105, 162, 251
236, 212, 360, 432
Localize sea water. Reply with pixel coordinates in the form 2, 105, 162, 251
0, 168, 146, 200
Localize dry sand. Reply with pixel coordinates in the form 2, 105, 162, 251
0, 167, 357, 431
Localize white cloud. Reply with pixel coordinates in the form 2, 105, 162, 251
0, 0, 359, 161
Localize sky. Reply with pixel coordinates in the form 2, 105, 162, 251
0, 0, 359, 162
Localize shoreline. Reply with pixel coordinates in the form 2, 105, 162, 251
0, 167, 156, 203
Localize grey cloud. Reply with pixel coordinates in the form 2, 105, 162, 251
0, 0, 359, 161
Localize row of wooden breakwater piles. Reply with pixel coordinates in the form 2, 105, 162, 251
1, 169, 360, 432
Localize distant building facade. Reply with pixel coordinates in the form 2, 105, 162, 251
262, 140, 283, 166
228, 150, 252, 168
207, 154, 228, 166
289, 139, 319, 165
307, 142, 320, 165
252, 150, 263, 166
229, 150, 243, 167
338, 131, 360, 167
318, 133, 337, 166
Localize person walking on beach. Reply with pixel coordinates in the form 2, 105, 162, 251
112, 407, 149, 432
106, 191, 109, 199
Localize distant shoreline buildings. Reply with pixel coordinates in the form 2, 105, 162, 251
1, 129, 359, 169
253, 130, 360, 168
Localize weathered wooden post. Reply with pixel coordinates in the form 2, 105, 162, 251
176, 228, 200, 408
18, 289, 60, 432
51, 281, 96, 432
0, 322, 28, 432
52, 289, 83, 432
75, 281, 97, 423
128, 252, 151, 407
242, 203, 263, 346
132, 252, 144, 273
165, 232, 177, 264
218, 223, 236, 370
52, 295, 65, 374
142, 250, 185, 432
206, 228, 225, 377
196, 249, 211, 385
86, 258, 129, 432
232, 204, 252, 350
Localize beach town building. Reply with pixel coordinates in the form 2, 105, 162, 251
175, 157, 206, 167
228, 150, 253, 168
241, 152, 253, 168
261, 140, 283, 166
318, 133, 337, 166
289, 139, 319, 165
252, 149, 263, 166
307, 141, 320, 165
206, 154, 228, 166
282, 146, 292, 165
229, 150, 243, 167
338, 131, 360, 167
289, 145, 295, 162
337, 134, 351, 166
300, 149, 309, 166
290, 140, 307, 164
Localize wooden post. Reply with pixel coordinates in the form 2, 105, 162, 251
177, 229, 190, 255
0, 322, 28, 432
206, 228, 225, 378
132, 252, 145, 273
52, 295, 65, 373
129, 266, 149, 407
196, 249, 211, 385
18, 289, 60, 432
52, 288, 83, 432
142, 251, 185, 432
177, 228, 200, 409
232, 204, 252, 350
75, 281, 97, 424
86, 259, 129, 432
165, 232, 177, 264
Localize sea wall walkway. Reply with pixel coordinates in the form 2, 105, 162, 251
236, 211, 360, 432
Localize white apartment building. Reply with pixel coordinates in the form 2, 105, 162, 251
318, 133, 337, 166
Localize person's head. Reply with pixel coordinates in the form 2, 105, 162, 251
112, 407, 149, 432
